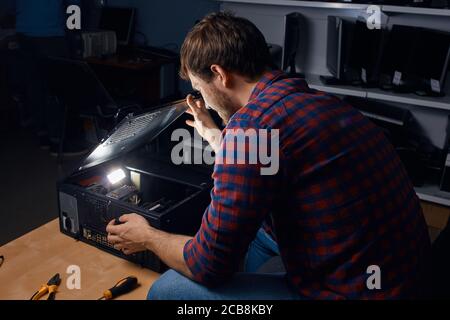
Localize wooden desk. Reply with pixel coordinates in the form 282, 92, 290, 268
86, 55, 166, 71
0, 220, 160, 300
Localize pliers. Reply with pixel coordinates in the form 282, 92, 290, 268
30, 273, 61, 300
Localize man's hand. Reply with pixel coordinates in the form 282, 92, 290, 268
186, 94, 221, 153
106, 213, 195, 279
106, 214, 152, 255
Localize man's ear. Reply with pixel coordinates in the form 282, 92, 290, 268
210, 65, 231, 88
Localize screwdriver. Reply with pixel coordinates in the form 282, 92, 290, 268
98, 276, 139, 300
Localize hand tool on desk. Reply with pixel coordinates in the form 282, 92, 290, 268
30, 273, 61, 300
98, 276, 139, 300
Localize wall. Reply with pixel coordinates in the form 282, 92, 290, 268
105, 0, 219, 94
0, 0, 15, 17
107, 0, 219, 50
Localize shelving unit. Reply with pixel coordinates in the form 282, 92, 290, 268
219, 0, 368, 10
367, 89, 450, 112
220, 0, 450, 207
306, 73, 450, 205
220, 0, 450, 16
306, 74, 367, 98
415, 184, 450, 207
306, 74, 450, 111
382, 5, 450, 16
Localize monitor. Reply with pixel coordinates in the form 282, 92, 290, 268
409, 28, 450, 94
326, 16, 357, 82
99, 7, 136, 46
348, 19, 386, 87
379, 24, 417, 90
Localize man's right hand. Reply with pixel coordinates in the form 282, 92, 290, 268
186, 94, 221, 153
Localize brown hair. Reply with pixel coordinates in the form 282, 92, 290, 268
180, 12, 272, 82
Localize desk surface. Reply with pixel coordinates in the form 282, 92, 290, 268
86, 53, 171, 71
0, 220, 160, 300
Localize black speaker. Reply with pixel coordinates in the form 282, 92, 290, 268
282, 12, 303, 74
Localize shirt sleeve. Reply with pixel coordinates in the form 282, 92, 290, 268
183, 118, 282, 287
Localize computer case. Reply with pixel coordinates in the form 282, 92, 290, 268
324, 16, 359, 84
57, 100, 213, 272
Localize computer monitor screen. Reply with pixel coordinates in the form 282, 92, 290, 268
326, 16, 356, 81
99, 7, 135, 45
348, 20, 384, 84
409, 28, 450, 92
379, 24, 417, 78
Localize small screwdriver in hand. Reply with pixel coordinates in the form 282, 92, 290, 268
98, 276, 139, 300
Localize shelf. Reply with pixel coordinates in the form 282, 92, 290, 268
306, 74, 450, 111
306, 74, 367, 98
219, 0, 368, 10
220, 0, 450, 16
367, 89, 450, 111
382, 5, 450, 17
415, 184, 450, 207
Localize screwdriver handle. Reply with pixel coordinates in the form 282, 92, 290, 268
103, 276, 138, 300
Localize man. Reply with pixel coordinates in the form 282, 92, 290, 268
106, 12, 431, 300
12, 0, 85, 155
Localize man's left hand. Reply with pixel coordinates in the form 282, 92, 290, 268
106, 214, 153, 255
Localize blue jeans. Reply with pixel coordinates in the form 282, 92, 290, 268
147, 229, 302, 300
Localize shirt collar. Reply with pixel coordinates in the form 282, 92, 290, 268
249, 70, 287, 102
229, 70, 310, 124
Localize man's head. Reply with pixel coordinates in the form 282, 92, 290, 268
180, 12, 272, 123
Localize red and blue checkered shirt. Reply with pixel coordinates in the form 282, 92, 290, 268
183, 70, 431, 299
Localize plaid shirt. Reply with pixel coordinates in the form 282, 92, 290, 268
183, 70, 431, 299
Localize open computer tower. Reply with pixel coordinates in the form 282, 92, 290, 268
57, 100, 213, 272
